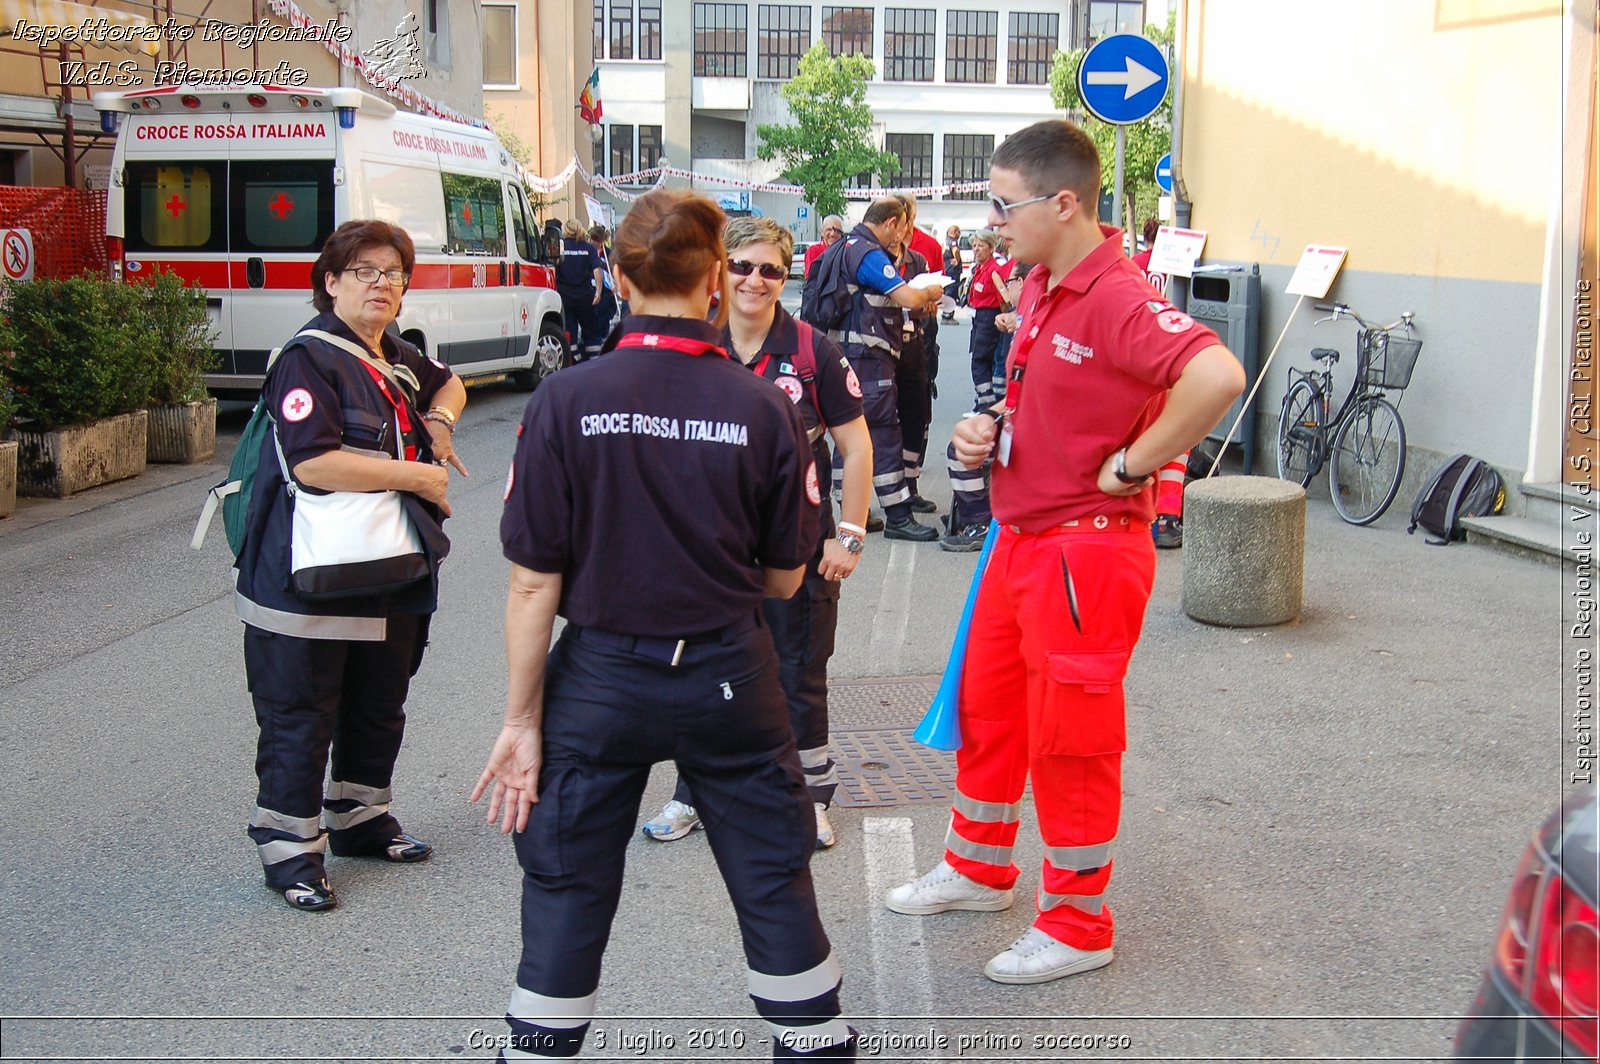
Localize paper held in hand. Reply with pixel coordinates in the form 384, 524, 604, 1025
908, 270, 957, 290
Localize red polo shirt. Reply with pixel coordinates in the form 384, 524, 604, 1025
967, 255, 1013, 309
804, 240, 830, 279
908, 226, 943, 274
993, 225, 1220, 530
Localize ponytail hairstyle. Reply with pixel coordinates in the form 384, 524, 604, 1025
613, 189, 729, 327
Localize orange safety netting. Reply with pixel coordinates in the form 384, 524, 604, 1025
0, 186, 107, 280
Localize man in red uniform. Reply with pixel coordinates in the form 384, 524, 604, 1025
885, 120, 1244, 984
804, 215, 846, 280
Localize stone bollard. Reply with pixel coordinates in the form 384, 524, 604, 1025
1182, 476, 1305, 627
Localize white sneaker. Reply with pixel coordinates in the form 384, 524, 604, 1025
641, 800, 701, 842
814, 802, 837, 850
983, 927, 1113, 985
884, 860, 1013, 915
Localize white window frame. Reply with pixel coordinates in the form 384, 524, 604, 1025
483, 2, 519, 89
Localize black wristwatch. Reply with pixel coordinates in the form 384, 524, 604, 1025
1112, 448, 1147, 484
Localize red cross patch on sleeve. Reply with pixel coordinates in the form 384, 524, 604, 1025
281, 388, 315, 422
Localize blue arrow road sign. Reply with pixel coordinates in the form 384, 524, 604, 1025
1155, 152, 1173, 194
1078, 33, 1169, 125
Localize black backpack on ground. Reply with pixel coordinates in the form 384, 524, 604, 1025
799, 238, 853, 331
1407, 453, 1506, 545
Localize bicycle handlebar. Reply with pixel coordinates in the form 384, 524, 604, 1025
1312, 303, 1415, 333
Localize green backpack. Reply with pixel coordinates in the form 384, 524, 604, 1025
190, 344, 292, 557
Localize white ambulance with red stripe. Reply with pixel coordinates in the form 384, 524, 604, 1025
92, 85, 568, 397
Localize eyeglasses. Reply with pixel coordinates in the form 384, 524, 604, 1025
988, 190, 1063, 221
823, 227, 843, 236
728, 259, 787, 281
344, 266, 410, 286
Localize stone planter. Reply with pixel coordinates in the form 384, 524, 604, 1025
16, 409, 148, 498
147, 398, 217, 463
0, 440, 16, 518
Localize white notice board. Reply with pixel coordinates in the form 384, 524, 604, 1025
1148, 226, 1207, 278
1285, 245, 1348, 298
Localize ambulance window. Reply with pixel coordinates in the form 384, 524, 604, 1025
509, 183, 536, 261
233, 161, 334, 252
126, 162, 226, 252
362, 160, 447, 250
443, 173, 506, 256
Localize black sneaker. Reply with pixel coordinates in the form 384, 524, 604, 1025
280, 877, 337, 912
940, 524, 987, 552
1152, 515, 1184, 550
883, 517, 939, 542
331, 832, 433, 863
865, 512, 885, 533
908, 495, 938, 514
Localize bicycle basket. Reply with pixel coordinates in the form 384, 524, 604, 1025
1359, 331, 1423, 389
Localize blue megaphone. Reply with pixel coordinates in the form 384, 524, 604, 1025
913, 519, 1000, 752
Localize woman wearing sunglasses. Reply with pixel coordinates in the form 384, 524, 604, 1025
641, 217, 872, 851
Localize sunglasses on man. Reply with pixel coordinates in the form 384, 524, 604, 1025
728, 259, 787, 281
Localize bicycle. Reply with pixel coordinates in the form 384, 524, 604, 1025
1276, 303, 1422, 525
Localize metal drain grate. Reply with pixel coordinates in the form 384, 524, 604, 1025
826, 676, 939, 730
829, 728, 955, 808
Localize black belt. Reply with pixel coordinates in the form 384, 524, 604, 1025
567, 614, 760, 667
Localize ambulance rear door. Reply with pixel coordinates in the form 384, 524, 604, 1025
120, 112, 233, 381
228, 116, 336, 387
439, 139, 513, 371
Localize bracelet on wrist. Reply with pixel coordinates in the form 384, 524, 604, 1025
423, 407, 457, 433
837, 520, 867, 537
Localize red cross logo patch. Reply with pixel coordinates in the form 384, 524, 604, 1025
268, 192, 294, 220
281, 388, 314, 422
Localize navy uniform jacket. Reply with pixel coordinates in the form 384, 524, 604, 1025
555, 239, 602, 300
501, 315, 820, 637
832, 223, 906, 363
721, 304, 863, 546
235, 311, 454, 641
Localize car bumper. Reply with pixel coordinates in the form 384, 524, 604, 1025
1453, 967, 1574, 1061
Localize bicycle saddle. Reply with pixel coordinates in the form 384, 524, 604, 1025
1311, 347, 1341, 364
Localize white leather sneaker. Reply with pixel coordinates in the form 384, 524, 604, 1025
884, 860, 1013, 915
814, 802, 837, 850
983, 927, 1113, 985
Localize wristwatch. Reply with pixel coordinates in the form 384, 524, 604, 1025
1112, 447, 1147, 485
836, 530, 865, 555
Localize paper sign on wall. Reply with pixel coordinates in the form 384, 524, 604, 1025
1286, 245, 1348, 297
1148, 225, 1207, 278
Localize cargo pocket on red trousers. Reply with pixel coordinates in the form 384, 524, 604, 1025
1037, 649, 1130, 756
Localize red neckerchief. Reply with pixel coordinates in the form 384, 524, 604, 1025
617, 332, 729, 358
356, 360, 418, 461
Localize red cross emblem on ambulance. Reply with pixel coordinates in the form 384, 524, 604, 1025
165, 194, 187, 218
268, 193, 294, 220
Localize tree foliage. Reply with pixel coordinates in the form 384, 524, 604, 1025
756, 43, 899, 218
1049, 13, 1174, 235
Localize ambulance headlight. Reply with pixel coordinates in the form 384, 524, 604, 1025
337, 106, 356, 129
99, 111, 119, 133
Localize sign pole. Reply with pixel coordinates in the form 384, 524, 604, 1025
1112, 125, 1126, 233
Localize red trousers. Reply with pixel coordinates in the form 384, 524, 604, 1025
948, 521, 1156, 950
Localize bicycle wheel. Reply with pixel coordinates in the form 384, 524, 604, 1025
1329, 395, 1407, 525
1276, 379, 1324, 487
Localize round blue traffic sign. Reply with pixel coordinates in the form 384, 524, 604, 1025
1078, 33, 1170, 125
1155, 152, 1173, 194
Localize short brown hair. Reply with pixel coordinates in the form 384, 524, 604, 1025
862, 197, 906, 226
724, 217, 793, 262
311, 220, 415, 313
588, 224, 610, 244
991, 120, 1102, 210
613, 189, 728, 319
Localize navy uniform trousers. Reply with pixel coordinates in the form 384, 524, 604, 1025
894, 328, 932, 498
968, 307, 1002, 409
243, 616, 427, 889
843, 351, 913, 524
500, 619, 855, 1060
670, 567, 842, 810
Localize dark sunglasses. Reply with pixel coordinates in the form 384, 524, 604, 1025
728, 258, 786, 281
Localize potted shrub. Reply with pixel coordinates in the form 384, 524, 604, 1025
0, 358, 15, 519
140, 270, 218, 463
0, 275, 153, 498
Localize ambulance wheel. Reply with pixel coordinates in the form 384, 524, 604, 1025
513, 320, 572, 389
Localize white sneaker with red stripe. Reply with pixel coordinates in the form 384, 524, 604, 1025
884, 860, 1013, 915
983, 927, 1113, 985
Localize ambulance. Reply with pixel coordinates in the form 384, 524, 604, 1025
92, 85, 568, 396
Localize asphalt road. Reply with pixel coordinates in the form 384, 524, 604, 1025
0, 308, 1581, 1063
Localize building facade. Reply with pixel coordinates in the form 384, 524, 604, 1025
571, 0, 1163, 237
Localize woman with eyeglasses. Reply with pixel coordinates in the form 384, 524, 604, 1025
234, 219, 467, 912
477, 190, 858, 1060
642, 217, 871, 852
